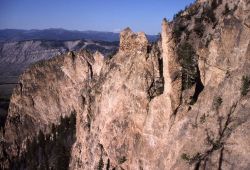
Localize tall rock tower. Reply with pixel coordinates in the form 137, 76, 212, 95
161, 18, 182, 115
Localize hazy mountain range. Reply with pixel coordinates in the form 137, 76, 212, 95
0, 28, 158, 42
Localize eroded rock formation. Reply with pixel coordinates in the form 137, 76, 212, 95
1, 0, 250, 169
1, 50, 105, 168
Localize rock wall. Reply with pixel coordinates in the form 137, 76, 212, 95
1, 0, 250, 169
2, 50, 104, 168
70, 0, 250, 169
70, 27, 164, 169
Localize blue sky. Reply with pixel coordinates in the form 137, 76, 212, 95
0, 0, 195, 34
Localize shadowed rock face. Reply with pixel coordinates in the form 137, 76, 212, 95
1, 0, 250, 169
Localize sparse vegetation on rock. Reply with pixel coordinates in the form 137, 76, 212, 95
118, 156, 127, 164
200, 114, 207, 124
213, 96, 223, 109
241, 75, 250, 96
98, 157, 104, 170
194, 18, 205, 38
9, 112, 76, 170
177, 42, 198, 90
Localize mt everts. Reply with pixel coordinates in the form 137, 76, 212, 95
1, 0, 250, 169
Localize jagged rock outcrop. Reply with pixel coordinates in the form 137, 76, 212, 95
1, 50, 104, 168
1, 0, 250, 169
71, 0, 250, 169
70, 27, 166, 169
0, 40, 117, 118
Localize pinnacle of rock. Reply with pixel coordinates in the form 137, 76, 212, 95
93, 51, 104, 76
119, 27, 148, 53
163, 17, 168, 23
161, 18, 170, 38
123, 27, 133, 34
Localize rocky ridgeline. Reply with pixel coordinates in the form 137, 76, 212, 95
1, 0, 250, 169
0, 40, 118, 77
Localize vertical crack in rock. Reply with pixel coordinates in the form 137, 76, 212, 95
87, 61, 93, 80
70, 51, 76, 63
158, 55, 164, 78
106, 159, 110, 170
218, 146, 224, 170
19, 82, 23, 96
147, 43, 164, 100
190, 66, 204, 105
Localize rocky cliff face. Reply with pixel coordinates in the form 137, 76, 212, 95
1, 50, 105, 168
70, 0, 250, 168
0, 39, 117, 121
1, 0, 250, 169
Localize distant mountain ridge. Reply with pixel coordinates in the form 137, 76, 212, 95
0, 28, 158, 42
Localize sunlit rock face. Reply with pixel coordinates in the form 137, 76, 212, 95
1, 0, 250, 169
70, 0, 250, 169
70, 27, 167, 169
2, 50, 103, 167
